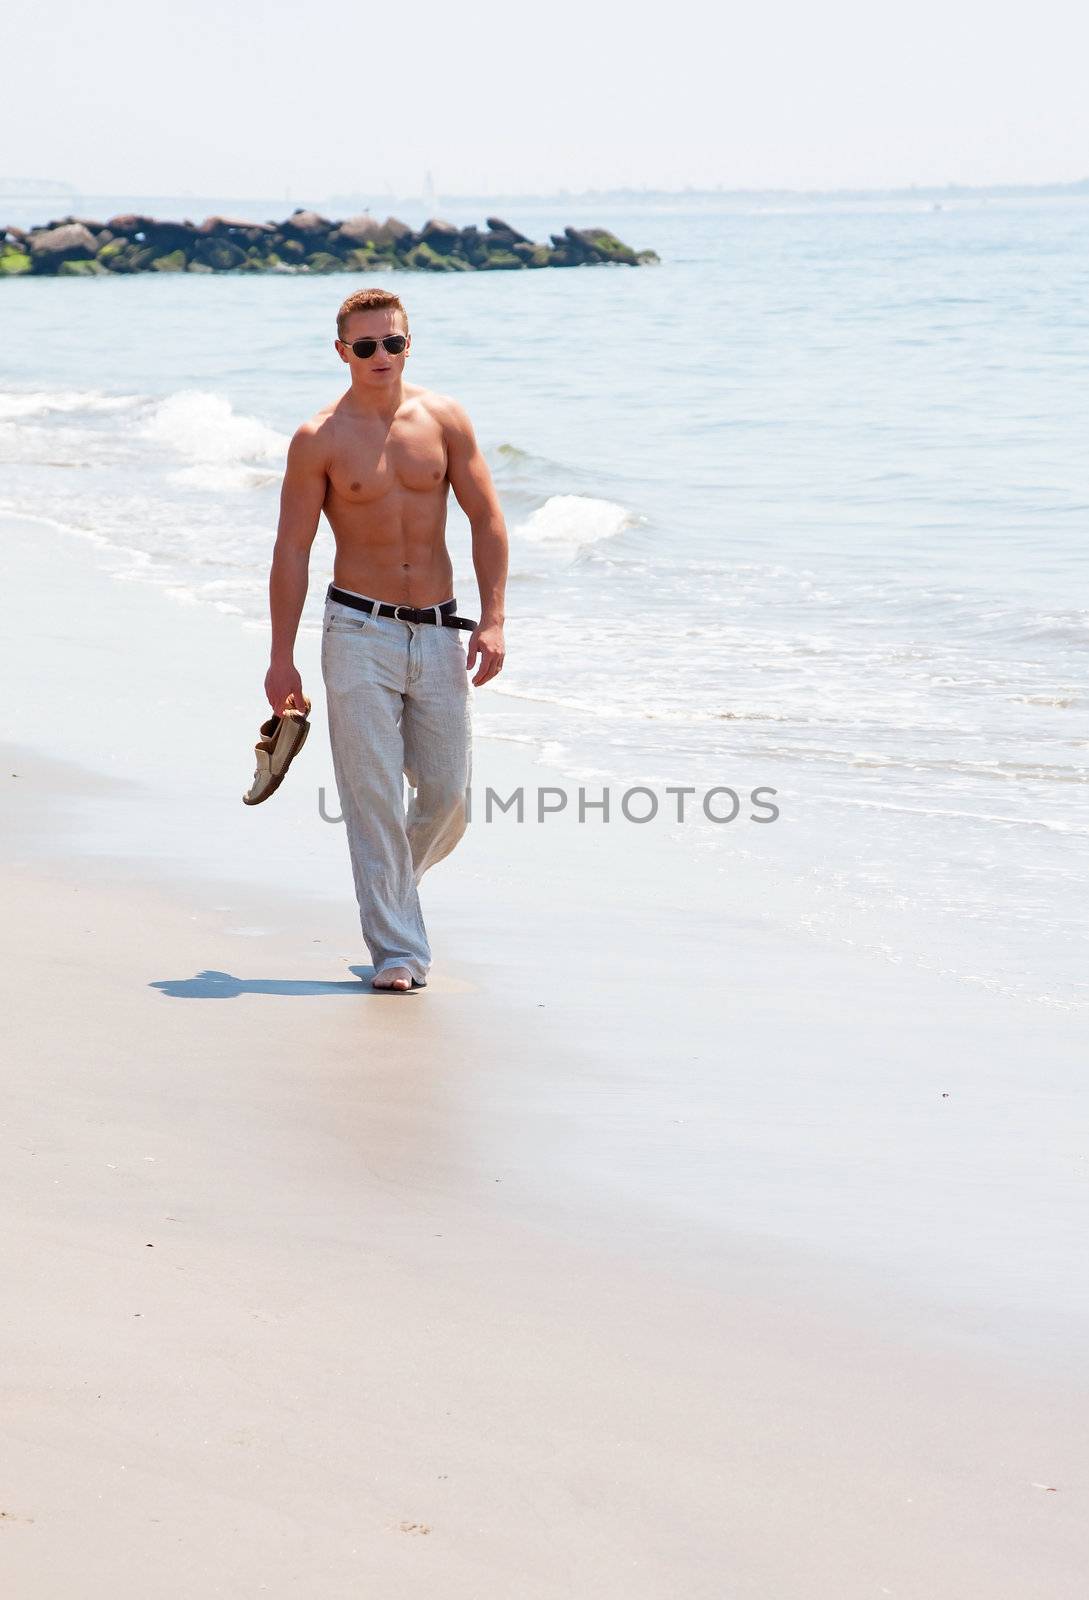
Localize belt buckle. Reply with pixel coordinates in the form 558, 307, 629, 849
393, 603, 411, 622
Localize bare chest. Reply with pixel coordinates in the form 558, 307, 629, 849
327, 413, 448, 503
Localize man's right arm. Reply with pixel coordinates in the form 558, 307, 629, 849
265, 421, 327, 714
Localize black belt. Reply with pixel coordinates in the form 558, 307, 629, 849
327, 583, 478, 631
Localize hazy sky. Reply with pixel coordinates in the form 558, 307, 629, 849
6, 0, 1087, 197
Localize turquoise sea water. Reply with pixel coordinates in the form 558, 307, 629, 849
3, 190, 1087, 1007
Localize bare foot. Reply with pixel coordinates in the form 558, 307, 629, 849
373, 965, 413, 992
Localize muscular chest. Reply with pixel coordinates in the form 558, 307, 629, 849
329, 414, 447, 503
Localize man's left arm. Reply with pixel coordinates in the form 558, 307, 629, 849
443, 399, 508, 687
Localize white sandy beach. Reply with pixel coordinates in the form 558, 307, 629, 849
3, 512, 1088, 1597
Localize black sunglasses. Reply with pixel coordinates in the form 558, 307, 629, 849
342, 334, 408, 358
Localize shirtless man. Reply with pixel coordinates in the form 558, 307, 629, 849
265, 287, 508, 991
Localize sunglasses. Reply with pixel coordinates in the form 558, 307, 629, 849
341, 334, 408, 359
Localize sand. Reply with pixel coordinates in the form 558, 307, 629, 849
2, 512, 1087, 1597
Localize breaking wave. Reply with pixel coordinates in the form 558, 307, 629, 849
513, 493, 637, 549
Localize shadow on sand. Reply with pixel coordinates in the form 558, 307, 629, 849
149, 967, 423, 999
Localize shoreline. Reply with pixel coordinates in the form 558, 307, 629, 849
3, 507, 1088, 1591
4, 506, 1088, 1360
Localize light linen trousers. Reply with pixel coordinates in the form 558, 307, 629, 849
321, 589, 473, 985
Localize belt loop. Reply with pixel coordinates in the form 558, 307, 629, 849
432, 604, 442, 626
369, 596, 380, 618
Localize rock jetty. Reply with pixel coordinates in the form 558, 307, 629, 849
0, 210, 659, 277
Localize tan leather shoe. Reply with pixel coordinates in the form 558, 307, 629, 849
242, 694, 312, 805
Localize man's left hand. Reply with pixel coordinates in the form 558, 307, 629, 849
466, 622, 505, 687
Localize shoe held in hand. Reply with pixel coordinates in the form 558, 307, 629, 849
242, 693, 312, 806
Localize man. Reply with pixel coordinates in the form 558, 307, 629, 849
265, 287, 508, 992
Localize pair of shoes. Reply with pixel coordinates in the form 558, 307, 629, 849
242, 694, 312, 805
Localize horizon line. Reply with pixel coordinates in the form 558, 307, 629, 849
3, 175, 1088, 207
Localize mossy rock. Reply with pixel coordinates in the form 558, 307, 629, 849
401, 242, 437, 270
342, 244, 400, 272
102, 241, 157, 273
511, 242, 549, 268
98, 242, 129, 271
0, 246, 31, 276
236, 249, 283, 269
584, 228, 631, 252
402, 241, 464, 272
572, 228, 639, 265
96, 239, 127, 267
192, 237, 245, 271
7, 215, 658, 277
58, 257, 107, 276
479, 248, 524, 271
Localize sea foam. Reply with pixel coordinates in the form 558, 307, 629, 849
514, 494, 635, 548
0, 389, 143, 420
139, 390, 288, 489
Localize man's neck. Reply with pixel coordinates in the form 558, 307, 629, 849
345, 377, 406, 421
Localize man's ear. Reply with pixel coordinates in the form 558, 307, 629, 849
334, 339, 348, 364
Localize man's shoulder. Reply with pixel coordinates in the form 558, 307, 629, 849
410, 386, 473, 435
296, 400, 339, 436
288, 404, 338, 457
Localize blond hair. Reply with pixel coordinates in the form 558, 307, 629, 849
336, 287, 409, 340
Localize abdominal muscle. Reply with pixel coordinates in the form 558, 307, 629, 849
325, 481, 456, 607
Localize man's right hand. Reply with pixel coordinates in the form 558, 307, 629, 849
265, 661, 306, 717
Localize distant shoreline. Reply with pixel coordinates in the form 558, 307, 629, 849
2, 175, 1087, 208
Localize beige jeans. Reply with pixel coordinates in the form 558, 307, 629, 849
321, 588, 472, 985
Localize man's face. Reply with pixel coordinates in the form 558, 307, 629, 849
336, 309, 411, 379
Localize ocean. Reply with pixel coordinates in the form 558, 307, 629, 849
3, 189, 1087, 1008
